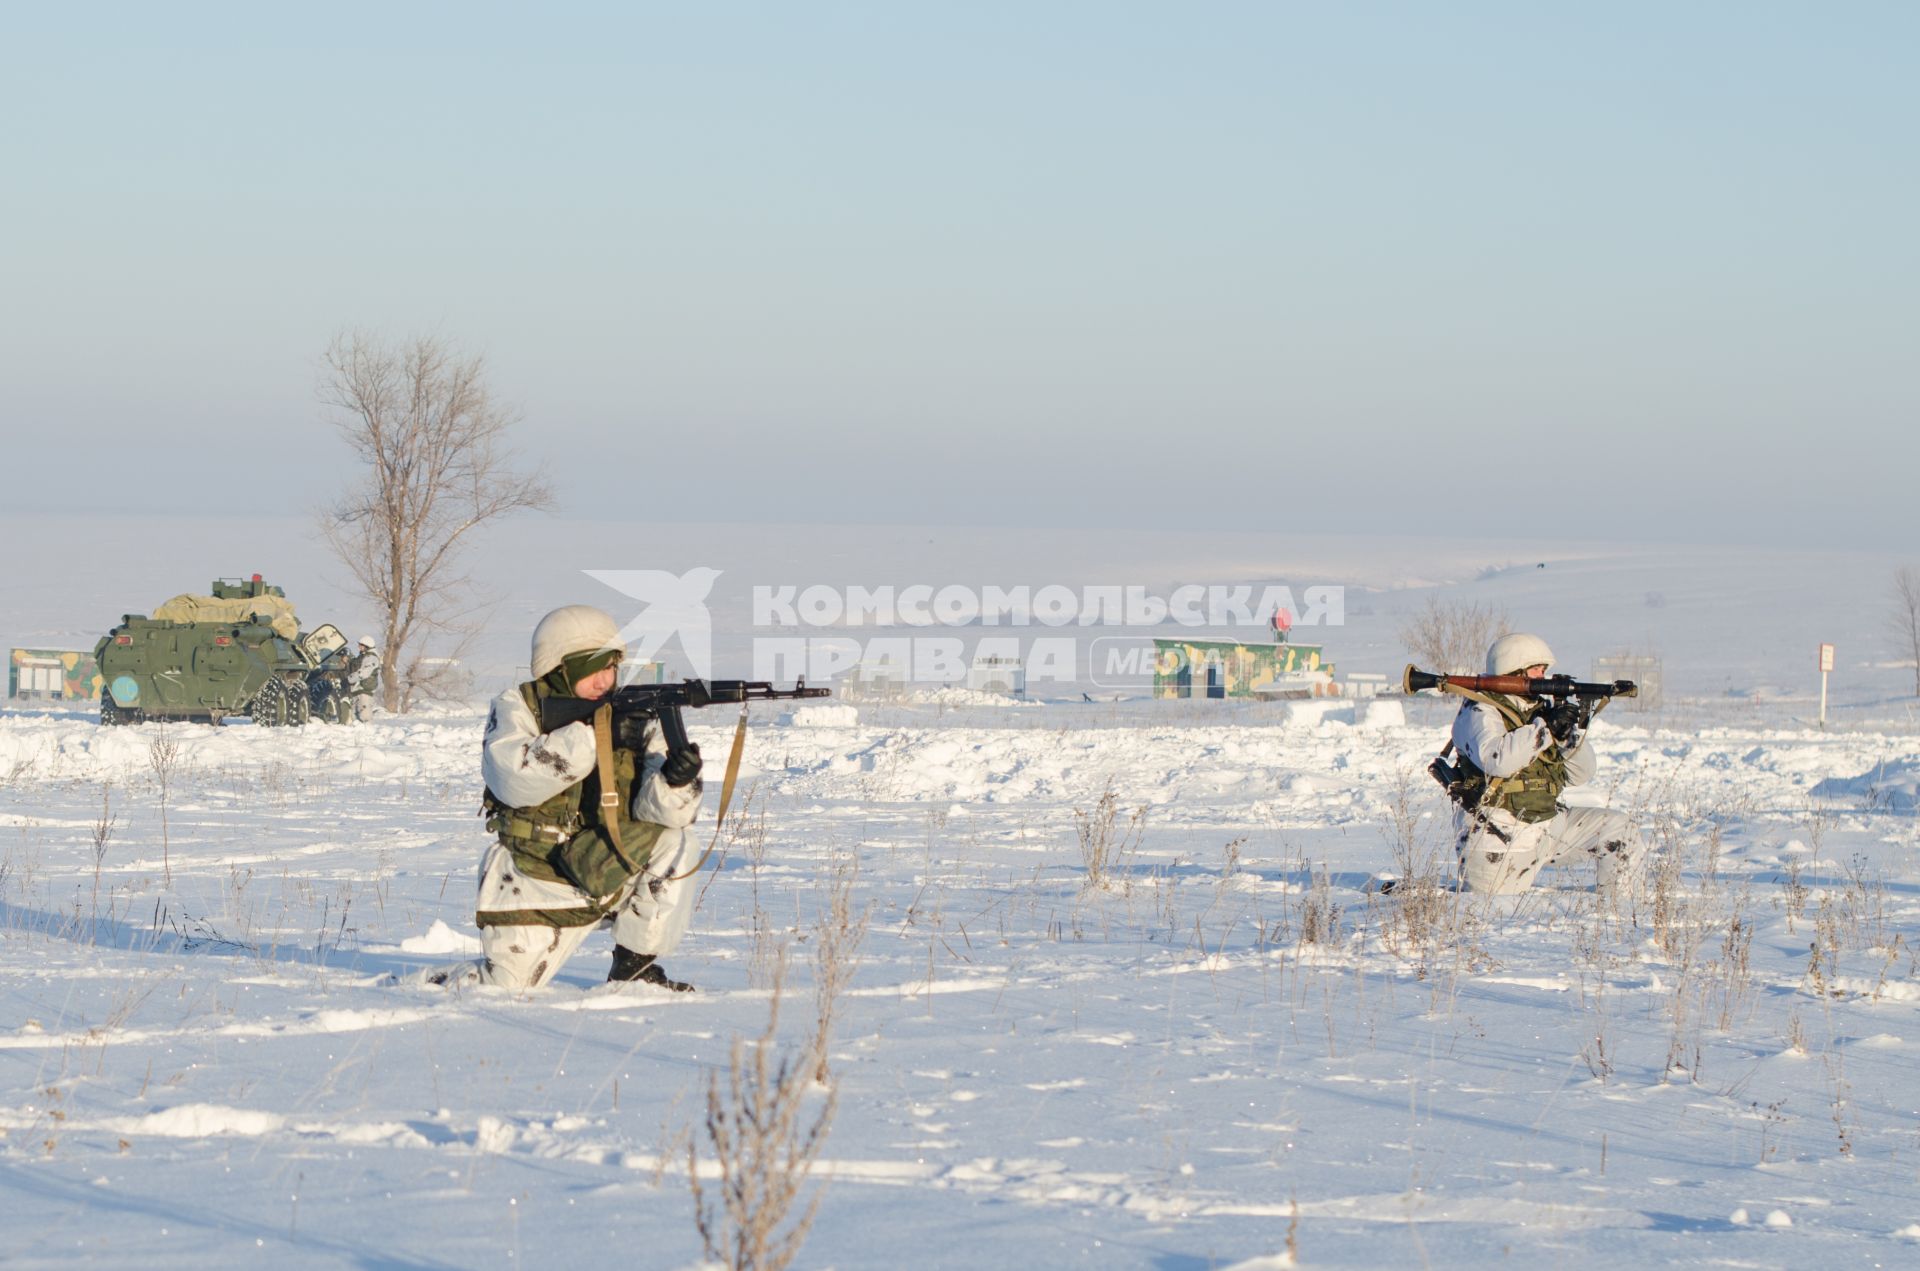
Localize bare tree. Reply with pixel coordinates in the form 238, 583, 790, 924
1892, 566, 1920, 697
1398, 595, 1511, 675
319, 333, 552, 711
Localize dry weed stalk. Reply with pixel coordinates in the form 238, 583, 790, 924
1663, 974, 1706, 1084
147, 729, 182, 885
1646, 815, 1695, 962
690, 953, 837, 1271
1837, 853, 1890, 951
732, 788, 782, 990
1298, 867, 1341, 947
1781, 856, 1810, 930
811, 850, 870, 1084
1369, 794, 1460, 977
1073, 780, 1146, 893
1825, 1051, 1856, 1158
1755, 1098, 1787, 1164
1221, 836, 1246, 882
1580, 1026, 1614, 1083
1380, 764, 1433, 881
1869, 934, 1908, 1002
1708, 900, 1758, 1031
89, 783, 117, 911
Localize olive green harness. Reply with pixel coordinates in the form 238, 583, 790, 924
477, 681, 666, 928
1449, 692, 1571, 824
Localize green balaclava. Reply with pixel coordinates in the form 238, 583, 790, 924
544, 647, 621, 698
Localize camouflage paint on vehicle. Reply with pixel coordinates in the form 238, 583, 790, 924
1152, 638, 1333, 700
93, 577, 350, 725
9, 649, 104, 701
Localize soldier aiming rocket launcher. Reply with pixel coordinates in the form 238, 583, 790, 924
1403, 666, 1637, 715
537, 678, 830, 752
1403, 665, 1636, 807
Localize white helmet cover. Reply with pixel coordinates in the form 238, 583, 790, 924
531, 605, 622, 678
358, 635, 378, 650
1485, 632, 1556, 676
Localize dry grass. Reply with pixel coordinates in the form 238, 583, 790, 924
1298, 867, 1342, 947
810, 850, 870, 1085
1073, 780, 1146, 893
88, 782, 116, 910
690, 951, 838, 1271
147, 729, 182, 886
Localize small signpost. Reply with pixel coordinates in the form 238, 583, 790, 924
1818, 642, 1835, 727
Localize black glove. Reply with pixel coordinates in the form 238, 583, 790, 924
1540, 700, 1581, 745
659, 744, 703, 788
614, 714, 651, 752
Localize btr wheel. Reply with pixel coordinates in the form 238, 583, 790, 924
312, 684, 343, 723
252, 677, 287, 727
286, 683, 311, 727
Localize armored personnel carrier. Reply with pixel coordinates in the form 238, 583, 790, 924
94, 575, 351, 726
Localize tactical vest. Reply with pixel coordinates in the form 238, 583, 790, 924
1452, 695, 1569, 824
349, 652, 382, 694
481, 681, 647, 885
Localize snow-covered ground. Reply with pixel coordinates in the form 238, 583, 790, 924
5, 523, 1919, 1266
3, 690, 1918, 1267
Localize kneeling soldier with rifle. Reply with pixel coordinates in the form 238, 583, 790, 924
464, 604, 825, 990
1407, 633, 1649, 898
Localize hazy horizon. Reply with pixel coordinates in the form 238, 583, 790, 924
4, 3, 1915, 549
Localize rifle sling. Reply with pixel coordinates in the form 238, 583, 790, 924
1439, 682, 1530, 727
663, 704, 749, 882
593, 703, 630, 873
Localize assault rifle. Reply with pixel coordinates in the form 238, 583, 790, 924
1403, 665, 1636, 807
538, 678, 830, 752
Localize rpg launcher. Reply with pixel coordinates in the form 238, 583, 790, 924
538, 679, 830, 752
1404, 666, 1636, 804
1402, 665, 1637, 726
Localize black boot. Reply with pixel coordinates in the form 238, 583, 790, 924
608, 946, 694, 992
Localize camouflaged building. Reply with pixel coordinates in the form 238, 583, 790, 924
1152, 637, 1333, 699
9, 649, 103, 701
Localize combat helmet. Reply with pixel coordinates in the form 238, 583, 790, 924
531, 606, 622, 679
1485, 632, 1556, 676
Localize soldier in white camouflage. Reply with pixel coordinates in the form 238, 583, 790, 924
345, 636, 382, 721
1449, 633, 1650, 897
457, 605, 705, 991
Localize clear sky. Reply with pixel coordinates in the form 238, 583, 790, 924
3, 2, 1913, 547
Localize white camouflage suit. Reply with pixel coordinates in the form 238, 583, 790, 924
346, 648, 382, 721
474, 685, 704, 988
1452, 699, 1649, 896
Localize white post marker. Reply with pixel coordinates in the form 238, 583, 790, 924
1818, 642, 1835, 727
